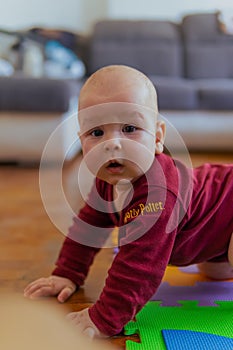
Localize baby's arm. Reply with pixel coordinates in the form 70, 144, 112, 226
24, 185, 115, 302
82, 191, 178, 337
24, 275, 76, 302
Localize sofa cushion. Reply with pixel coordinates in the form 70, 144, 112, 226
0, 76, 78, 112
182, 13, 233, 79
182, 12, 223, 41
196, 79, 233, 110
150, 76, 198, 110
93, 20, 181, 40
88, 20, 183, 77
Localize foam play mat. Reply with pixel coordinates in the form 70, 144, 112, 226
124, 265, 233, 349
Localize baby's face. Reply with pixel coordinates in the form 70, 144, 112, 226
79, 102, 157, 185
78, 71, 164, 185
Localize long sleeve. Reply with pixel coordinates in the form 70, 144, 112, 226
52, 180, 116, 286
52, 236, 101, 286
89, 189, 179, 336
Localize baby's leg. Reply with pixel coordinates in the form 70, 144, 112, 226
228, 232, 233, 266
199, 232, 233, 279
198, 261, 233, 280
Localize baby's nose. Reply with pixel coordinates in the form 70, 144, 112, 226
103, 138, 122, 152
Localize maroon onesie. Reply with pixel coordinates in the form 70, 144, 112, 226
53, 153, 233, 335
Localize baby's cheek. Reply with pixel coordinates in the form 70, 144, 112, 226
82, 143, 107, 177
124, 139, 155, 173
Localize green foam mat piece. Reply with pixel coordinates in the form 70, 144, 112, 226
124, 301, 233, 350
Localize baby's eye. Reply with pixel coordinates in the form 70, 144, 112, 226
122, 125, 137, 133
90, 129, 104, 137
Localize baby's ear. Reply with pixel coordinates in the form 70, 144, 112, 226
155, 120, 166, 154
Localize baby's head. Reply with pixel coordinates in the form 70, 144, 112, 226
79, 64, 158, 111
78, 65, 166, 184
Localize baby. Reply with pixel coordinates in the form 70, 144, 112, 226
24, 65, 233, 338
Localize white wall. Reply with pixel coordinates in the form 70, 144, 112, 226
0, 0, 83, 31
0, 0, 233, 33
81, 0, 109, 32
108, 0, 233, 20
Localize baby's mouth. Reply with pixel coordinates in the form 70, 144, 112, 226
106, 159, 124, 174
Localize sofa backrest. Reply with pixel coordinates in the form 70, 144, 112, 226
87, 20, 184, 77
182, 12, 233, 79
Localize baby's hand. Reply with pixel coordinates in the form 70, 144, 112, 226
24, 275, 76, 303
66, 308, 107, 339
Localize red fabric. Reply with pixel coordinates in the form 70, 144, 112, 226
52, 154, 233, 335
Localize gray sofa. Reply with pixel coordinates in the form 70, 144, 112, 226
1, 12, 232, 163
82, 12, 233, 152
0, 76, 82, 163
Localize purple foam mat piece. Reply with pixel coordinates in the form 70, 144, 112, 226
150, 281, 233, 306
178, 265, 199, 274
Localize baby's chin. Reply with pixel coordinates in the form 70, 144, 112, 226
96, 171, 143, 186
96, 174, 132, 186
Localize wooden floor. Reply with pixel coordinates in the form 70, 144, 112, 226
1, 151, 232, 349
